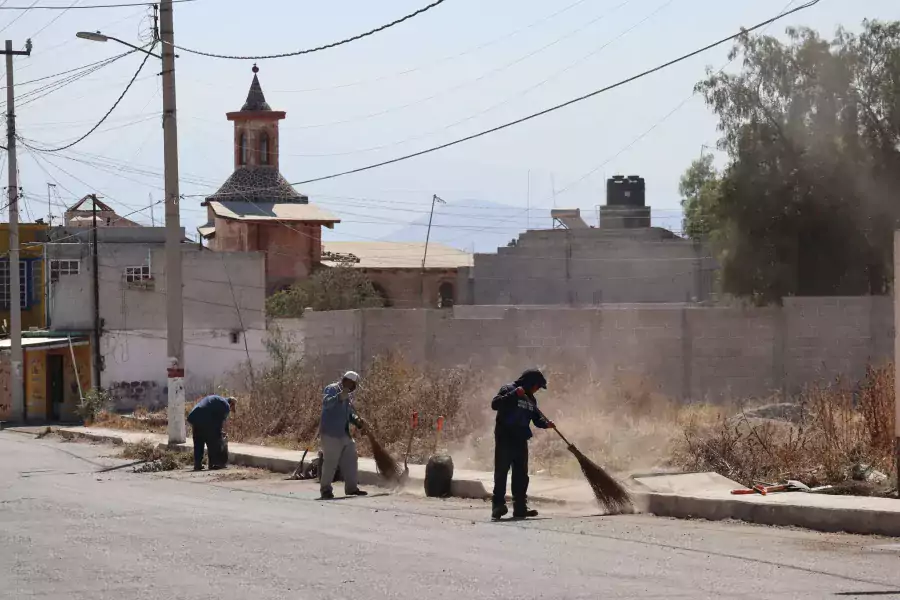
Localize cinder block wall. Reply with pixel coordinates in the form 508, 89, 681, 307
297, 297, 894, 401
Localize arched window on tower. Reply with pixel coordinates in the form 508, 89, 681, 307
239, 133, 248, 166
259, 133, 269, 165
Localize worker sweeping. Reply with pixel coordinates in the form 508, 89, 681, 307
187, 395, 236, 471
319, 371, 370, 500
490, 368, 554, 520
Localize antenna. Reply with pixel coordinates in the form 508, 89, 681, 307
46, 183, 56, 226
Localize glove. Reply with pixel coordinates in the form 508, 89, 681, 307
546, 421, 556, 429
515, 387, 526, 397
356, 417, 369, 432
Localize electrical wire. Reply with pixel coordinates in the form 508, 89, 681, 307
165, 0, 451, 61
284, 0, 822, 186
18, 41, 156, 152
0, 0, 198, 8
0, 0, 38, 34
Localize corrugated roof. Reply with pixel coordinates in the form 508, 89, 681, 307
322, 241, 472, 270
208, 201, 340, 223
0, 337, 89, 349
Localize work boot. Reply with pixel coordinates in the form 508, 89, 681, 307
346, 489, 368, 496
319, 490, 335, 500
513, 507, 539, 519
193, 465, 203, 472
491, 504, 509, 520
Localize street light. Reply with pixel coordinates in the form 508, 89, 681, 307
75, 2, 185, 445
76, 31, 163, 59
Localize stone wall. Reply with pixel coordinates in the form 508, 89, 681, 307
295, 297, 894, 401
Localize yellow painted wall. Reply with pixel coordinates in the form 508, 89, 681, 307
0, 223, 48, 331
24, 349, 46, 421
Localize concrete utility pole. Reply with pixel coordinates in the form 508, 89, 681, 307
160, 0, 185, 444
894, 231, 900, 497
4, 39, 32, 423
90, 195, 101, 392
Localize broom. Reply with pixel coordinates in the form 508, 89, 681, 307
539, 410, 633, 514
357, 415, 403, 484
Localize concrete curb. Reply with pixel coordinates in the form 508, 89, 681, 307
643, 492, 900, 537
54, 427, 492, 500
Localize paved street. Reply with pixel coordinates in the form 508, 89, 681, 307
2, 431, 900, 599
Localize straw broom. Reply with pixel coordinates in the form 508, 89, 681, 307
357, 415, 403, 484
539, 411, 633, 514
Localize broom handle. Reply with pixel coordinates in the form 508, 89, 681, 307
537, 409, 573, 446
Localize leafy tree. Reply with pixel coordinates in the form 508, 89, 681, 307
266, 262, 385, 318
689, 20, 900, 304
679, 153, 721, 241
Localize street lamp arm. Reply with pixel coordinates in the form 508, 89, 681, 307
76, 31, 163, 59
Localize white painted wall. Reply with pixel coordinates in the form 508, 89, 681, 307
101, 328, 268, 410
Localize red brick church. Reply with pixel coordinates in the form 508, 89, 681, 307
199, 65, 340, 294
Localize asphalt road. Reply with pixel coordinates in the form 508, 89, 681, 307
3, 431, 900, 599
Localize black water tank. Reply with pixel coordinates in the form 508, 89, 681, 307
606, 175, 646, 207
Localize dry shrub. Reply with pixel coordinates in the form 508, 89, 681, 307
120, 440, 192, 472
676, 364, 896, 488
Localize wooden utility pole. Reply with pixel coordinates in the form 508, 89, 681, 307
4, 39, 32, 422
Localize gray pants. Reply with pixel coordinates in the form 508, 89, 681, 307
320, 435, 359, 494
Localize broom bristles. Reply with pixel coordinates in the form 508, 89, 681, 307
366, 430, 402, 483
568, 445, 633, 514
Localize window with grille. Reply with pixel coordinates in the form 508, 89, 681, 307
0, 259, 34, 309
124, 265, 152, 284
50, 259, 80, 282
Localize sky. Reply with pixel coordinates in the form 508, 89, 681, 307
0, 0, 896, 252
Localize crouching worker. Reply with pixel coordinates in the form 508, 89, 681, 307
491, 369, 554, 520
187, 395, 236, 471
319, 371, 369, 500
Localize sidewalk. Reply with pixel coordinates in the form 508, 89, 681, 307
47, 426, 900, 536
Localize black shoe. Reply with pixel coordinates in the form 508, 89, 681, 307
513, 508, 539, 519
491, 505, 509, 520
209, 465, 226, 471
193, 465, 203, 472
319, 490, 335, 500
346, 489, 368, 496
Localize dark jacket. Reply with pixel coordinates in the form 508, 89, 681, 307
492, 383, 550, 441
187, 395, 231, 428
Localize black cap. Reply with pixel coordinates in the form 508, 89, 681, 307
517, 368, 547, 390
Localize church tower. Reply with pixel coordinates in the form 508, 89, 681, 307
226, 64, 285, 170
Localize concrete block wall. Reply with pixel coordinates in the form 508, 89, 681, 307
296, 296, 894, 402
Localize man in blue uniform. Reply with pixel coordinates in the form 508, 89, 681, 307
491, 369, 554, 520
187, 395, 236, 471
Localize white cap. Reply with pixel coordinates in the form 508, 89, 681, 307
342, 371, 360, 383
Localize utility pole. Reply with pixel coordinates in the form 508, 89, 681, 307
46, 183, 56, 225
160, 0, 185, 444
4, 39, 32, 423
421, 194, 444, 306
90, 195, 101, 392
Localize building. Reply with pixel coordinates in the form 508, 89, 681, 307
64, 195, 140, 228
461, 175, 717, 305
322, 241, 472, 308
200, 65, 340, 294
0, 222, 48, 332
46, 226, 267, 411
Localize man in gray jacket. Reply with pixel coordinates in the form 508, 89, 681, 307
319, 371, 369, 500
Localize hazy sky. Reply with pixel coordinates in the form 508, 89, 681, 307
1, 0, 896, 249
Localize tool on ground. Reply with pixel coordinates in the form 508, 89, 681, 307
402, 411, 418, 480
731, 480, 811, 495
290, 447, 311, 480
425, 415, 454, 498
357, 413, 403, 484
539, 410, 633, 514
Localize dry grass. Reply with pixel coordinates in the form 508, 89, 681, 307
674, 364, 895, 489
120, 440, 192, 473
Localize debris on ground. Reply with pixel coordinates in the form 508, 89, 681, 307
120, 440, 192, 473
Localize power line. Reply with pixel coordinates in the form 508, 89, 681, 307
18, 42, 156, 152
0, 0, 197, 8
284, 0, 821, 186
165, 0, 451, 61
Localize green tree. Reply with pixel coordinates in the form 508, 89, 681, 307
266, 262, 385, 318
679, 153, 721, 241
691, 20, 900, 304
